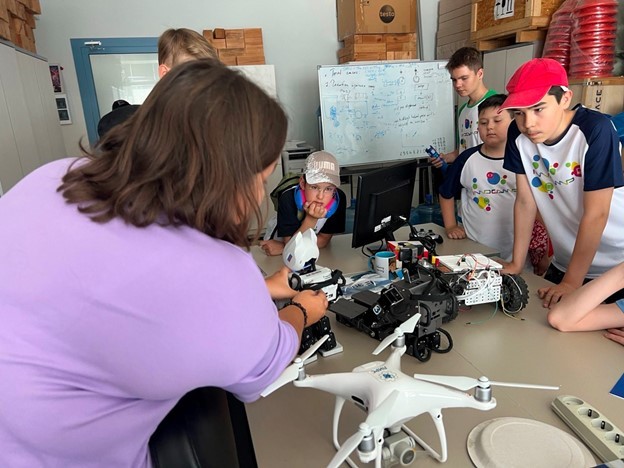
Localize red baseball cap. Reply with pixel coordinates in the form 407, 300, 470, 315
500, 58, 569, 110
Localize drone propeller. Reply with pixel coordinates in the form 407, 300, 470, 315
372, 313, 421, 355
327, 391, 401, 468
260, 335, 329, 397
413, 374, 559, 392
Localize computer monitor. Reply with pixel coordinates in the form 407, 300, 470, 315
351, 159, 419, 249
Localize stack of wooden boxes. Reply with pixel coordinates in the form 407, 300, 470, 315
471, 0, 565, 50
202, 28, 265, 65
336, 0, 418, 63
436, 0, 472, 59
0, 0, 40, 54
338, 33, 417, 63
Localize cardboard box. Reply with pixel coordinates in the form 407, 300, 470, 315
569, 77, 624, 117
337, 0, 417, 40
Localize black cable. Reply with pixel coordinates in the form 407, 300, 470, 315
431, 328, 453, 353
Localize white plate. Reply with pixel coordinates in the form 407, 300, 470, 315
467, 417, 595, 468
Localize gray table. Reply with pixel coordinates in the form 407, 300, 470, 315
247, 224, 623, 467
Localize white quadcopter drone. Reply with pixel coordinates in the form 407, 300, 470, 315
262, 313, 558, 468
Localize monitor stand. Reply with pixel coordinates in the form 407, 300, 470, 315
368, 215, 406, 253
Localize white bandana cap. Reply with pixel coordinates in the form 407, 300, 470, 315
304, 151, 340, 187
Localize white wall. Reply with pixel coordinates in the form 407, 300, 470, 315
35, 0, 439, 157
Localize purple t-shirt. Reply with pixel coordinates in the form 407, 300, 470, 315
0, 159, 299, 467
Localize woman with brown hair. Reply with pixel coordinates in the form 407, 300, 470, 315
0, 59, 327, 467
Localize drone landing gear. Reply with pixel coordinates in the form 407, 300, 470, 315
399, 412, 448, 464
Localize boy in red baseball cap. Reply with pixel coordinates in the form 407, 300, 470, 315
501, 58, 624, 308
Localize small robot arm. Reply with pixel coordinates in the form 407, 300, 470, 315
282, 229, 320, 273
282, 229, 345, 355
282, 229, 345, 302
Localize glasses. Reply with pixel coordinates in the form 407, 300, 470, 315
306, 184, 336, 196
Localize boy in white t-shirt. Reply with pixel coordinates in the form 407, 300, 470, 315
439, 94, 516, 260
430, 47, 497, 167
501, 58, 624, 308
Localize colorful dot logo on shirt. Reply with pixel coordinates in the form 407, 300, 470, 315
531, 154, 560, 199
464, 119, 471, 129
472, 195, 491, 211
486, 171, 507, 185
531, 176, 555, 199
532, 155, 560, 175
566, 161, 582, 177
471, 177, 495, 211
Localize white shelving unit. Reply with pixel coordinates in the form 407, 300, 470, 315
0, 40, 66, 194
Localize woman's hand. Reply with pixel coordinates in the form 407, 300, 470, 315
292, 289, 328, 325
264, 266, 296, 300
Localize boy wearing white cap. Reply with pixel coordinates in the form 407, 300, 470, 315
500, 58, 624, 308
260, 151, 347, 256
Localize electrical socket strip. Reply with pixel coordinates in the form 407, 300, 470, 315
552, 395, 624, 462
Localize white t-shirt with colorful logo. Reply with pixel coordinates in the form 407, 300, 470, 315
439, 145, 517, 260
504, 105, 624, 277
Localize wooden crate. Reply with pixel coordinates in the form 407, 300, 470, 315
0, 18, 10, 41
569, 77, 624, 116
2, 0, 38, 53
338, 33, 418, 63
471, 0, 564, 49
436, 0, 472, 59
0, 0, 9, 23
203, 27, 265, 66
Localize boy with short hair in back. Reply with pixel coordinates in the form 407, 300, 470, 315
439, 94, 516, 260
430, 47, 498, 167
500, 58, 624, 308
157, 28, 218, 78
98, 28, 217, 138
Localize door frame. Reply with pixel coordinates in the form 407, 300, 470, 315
70, 37, 158, 144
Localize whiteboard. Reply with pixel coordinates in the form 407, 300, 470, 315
232, 64, 276, 98
318, 61, 454, 166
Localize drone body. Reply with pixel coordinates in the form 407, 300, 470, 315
262, 310, 558, 468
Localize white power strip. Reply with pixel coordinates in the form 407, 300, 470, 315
552, 395, 624, 462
